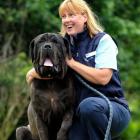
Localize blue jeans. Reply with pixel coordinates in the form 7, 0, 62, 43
68, 97, 131, 140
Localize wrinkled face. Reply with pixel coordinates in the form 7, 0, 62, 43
61, 11, 87, 36
30, 33, 70, 79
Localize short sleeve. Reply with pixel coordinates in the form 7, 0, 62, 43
95, 34, 118, 70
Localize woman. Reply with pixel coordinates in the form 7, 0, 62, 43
26, 0, 131, 139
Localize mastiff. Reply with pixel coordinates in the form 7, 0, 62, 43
16, 33, 75, 140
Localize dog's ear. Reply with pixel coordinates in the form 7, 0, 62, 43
63, 37, 72, 59
29, 39, 36, 63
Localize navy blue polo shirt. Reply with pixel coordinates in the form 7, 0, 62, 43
65, 29, 129, 109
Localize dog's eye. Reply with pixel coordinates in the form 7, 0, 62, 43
38, 39, 45, 44
51, 36, 60, 43
40, 37, 47, 43
38, 40, 43, 44
51, 38, 58, 44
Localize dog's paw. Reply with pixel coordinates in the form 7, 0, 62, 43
16, 126, 32, 140
57, 133, 67, 140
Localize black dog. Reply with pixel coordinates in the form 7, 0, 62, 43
16, 33, 75, 140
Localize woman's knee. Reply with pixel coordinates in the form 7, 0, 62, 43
77, 97, 108, 119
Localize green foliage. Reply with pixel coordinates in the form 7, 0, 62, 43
0, 52, 31, 140
0, 0, 61, 56
122, 94, 140, 140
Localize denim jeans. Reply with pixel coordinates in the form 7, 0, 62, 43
68, 97, 131, 140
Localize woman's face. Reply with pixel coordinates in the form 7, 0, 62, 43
61, 11, 87, 36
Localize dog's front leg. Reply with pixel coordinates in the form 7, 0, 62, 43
57, 110, 73, 140
34, 114, 49, 140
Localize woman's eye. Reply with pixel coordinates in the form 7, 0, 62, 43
61, 15, 66, 19
69, 13, 75, 17
61, 13, 76, 19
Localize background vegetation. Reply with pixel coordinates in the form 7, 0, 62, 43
0, 0, 140, 139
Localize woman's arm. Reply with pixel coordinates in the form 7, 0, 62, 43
26, 68, 40, 85
26, 68, 52, 85
66, 57, 113, 85
66, 34, 118, 85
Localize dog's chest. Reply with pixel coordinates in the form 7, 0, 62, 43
31, 79, 69, 118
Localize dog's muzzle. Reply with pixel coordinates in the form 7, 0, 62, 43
36, 45, 61, 78
37, 60, 60, 78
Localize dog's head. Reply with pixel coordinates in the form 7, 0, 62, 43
29, 33, 71, 79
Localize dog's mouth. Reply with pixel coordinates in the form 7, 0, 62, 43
37, 57, 61, 78
44, 58, 53, 67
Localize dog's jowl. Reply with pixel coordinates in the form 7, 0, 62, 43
16, 33, 75, 140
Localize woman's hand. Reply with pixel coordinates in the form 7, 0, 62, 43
26, 68, 40, 85
26, 68, 53, 85
65, 56, 76, 68
65, 56, 113, 85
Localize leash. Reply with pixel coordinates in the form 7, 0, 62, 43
75, 74, 113, 140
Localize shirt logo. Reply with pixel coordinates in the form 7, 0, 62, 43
85, 51, 96, 58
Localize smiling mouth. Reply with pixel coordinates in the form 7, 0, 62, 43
67, 26, 73, 30
65, 24, 73, 30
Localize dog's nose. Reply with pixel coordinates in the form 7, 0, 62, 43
44, 45, 52, 49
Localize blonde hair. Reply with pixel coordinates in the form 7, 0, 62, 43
59, 0, 104, 37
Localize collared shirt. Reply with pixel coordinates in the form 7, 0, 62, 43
65, 29, 129, 109
95, 34, 118, 70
